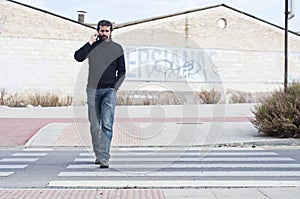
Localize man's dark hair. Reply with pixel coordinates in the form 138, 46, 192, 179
97, 20, 113, 31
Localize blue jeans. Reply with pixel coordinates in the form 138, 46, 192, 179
86, 87, 116, 161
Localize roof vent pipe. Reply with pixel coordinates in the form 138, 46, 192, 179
77, 11, 87, 23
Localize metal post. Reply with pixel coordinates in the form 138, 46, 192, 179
284, 0, 288, 93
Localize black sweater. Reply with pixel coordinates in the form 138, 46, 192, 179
74, 39, 126, 90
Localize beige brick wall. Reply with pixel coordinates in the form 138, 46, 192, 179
113, 6, 300, 92
0, 37, 87, 95
1, 1, 300, 102
0, 0, 93, 99
0, 0, 93, 40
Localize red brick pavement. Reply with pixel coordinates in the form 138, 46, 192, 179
0, 118, 74, 146
0, 189, 165, 199
55, 122, 142, 147
0, 117, 251, 147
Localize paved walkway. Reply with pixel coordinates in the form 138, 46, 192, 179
1, 104, 299, 148
1, 187, 300, 199
0, 118, 74, 146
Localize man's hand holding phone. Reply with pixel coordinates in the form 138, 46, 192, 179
88, 33, 99, 45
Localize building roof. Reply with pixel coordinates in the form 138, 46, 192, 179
114, 4, 300, 36
6, 0, 95, 29
6, 1, 299, 36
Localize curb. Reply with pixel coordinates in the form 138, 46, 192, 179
213, 138, 300, 148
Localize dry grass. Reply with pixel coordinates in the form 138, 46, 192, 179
198, 88, 221, 104
0, 87, 274, 107
116, 89, 273, 105
116, 91, 183, 105
226, 89, 272, 103
0, 88, 72, 107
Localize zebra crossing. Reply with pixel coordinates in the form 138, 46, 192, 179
48, 147, 300, 188
0, 148, 51, 177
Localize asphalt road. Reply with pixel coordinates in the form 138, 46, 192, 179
0, 146, 300, 189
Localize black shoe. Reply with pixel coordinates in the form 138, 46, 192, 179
95, 159, 100, 165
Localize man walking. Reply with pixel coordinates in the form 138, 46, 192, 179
74, 20, 126, 168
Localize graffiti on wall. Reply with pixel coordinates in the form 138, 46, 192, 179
124, 46, 220, 83
124, 46, 300, 86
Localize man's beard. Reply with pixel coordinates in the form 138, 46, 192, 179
101, 35, 110, 40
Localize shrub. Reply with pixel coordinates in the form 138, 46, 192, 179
0, 88, 5, 105
251, 83, 300, 138
198, 88, 221, 104
226, 90, 253, 103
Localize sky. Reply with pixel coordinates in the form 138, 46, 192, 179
17, 0, 300, 32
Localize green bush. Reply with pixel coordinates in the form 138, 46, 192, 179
251, 83, 300, 138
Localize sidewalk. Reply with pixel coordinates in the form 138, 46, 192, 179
0, 104, 299, 147
1, 187, 300, 199
0, 103, 294, 148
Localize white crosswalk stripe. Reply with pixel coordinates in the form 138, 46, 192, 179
0, 158, 39, 162
0, 172, 14, 177
48, 180, 300, 188
48, 148, 300, 188
0, 150, 48, 177
58, 171, 300, 177
67, 163, 300, 169
12, 153, 47, 157
74, 157, 295, 162
0, 165, 27, 169
79, 151, 280, 156
23, 148, 53, 151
